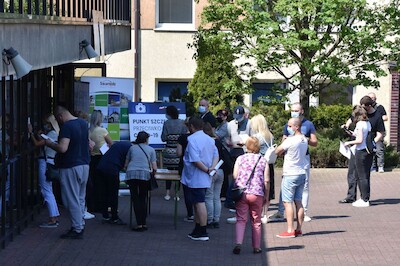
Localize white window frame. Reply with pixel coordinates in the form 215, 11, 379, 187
155, 0, 195, 31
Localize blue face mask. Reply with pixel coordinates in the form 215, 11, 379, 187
287, 127, 295, 136
291, 111, 300, 118
198, 106, 206, 114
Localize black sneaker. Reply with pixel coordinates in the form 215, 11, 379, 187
213, 222, 220, 229
189, 233, 209, 241
111, 218, 127, 225
60, 229, 83, 239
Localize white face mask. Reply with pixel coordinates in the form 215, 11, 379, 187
235, 116, 244, 123
287, 127, 295, 136
291, 111, 300, 118
198, 106, 206, 114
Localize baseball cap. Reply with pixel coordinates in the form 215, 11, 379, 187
233, 106, 245, 120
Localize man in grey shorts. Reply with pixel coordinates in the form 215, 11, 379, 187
45, 105, 90, 239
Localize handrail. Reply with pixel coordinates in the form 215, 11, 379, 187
0, 0, 130, 22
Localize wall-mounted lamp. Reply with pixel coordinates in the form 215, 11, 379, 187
79, 40, 99, 59
2, 47, 32, 79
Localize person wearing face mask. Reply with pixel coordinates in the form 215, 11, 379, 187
275, 117, 308, 238
161, 105, 187, 201
268, 102, 317, 223
198, 99, 217, 128
339, 96, 384, 206
225, 105, 251, 224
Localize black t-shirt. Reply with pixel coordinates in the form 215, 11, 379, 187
201, 112, 217, 128
367, 110, 385, 136
374, 103, 387, 117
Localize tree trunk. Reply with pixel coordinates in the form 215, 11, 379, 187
299, 77, 311, 118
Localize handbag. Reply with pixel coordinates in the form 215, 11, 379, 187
137, 144, 158, 190
44, 148, 59, 182
45, 163, 60, 182
231, 156, 262, 202
262, 136, 277, 164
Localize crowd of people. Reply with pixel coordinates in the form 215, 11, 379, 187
24, 93, 386, 252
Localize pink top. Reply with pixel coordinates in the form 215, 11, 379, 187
234, 153, 267, 197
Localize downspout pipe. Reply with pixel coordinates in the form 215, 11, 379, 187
134, 0, 141, 102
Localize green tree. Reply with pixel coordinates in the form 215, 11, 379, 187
198, 0, 400, 116
188, 31, 252, 114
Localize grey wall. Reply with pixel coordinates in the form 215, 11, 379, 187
0, 20, 131, 76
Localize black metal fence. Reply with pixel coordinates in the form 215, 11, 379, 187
0, 70, 52, 249
0, 0, 130, 22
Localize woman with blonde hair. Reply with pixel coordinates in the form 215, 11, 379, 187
232, 136, 269, 254
28, 114, 60, 227
88, 110, 113, 216
250, 114, 275, 221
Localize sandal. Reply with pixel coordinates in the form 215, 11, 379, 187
253, 248, 262, 254
232, 244, 241, 255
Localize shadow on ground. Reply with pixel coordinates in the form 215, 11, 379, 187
370, 198, 400, 205
267, 245, 305, 251
304, 230, 346, 236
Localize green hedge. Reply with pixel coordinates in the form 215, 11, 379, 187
251, 102, 400, 168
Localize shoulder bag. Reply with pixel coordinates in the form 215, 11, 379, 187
137, 144, 158, 190
231, 156, 262, 202
261, 136, 277, 164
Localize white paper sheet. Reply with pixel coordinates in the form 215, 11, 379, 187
339, 141, 351, 159
100, 142, 109, 155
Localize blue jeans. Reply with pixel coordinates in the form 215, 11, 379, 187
205, 169, 224, 223
281, 174, 306, 202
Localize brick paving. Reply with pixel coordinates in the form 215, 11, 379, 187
0, 168, 399, 265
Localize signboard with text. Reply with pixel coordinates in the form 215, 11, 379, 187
128, 102, 186, 148
81, 76, 134, 141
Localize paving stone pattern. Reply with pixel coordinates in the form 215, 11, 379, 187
0, 168, 399, 265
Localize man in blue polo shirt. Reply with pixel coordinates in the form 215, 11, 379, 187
181, 116, 219, 241
269, 102, 318, 222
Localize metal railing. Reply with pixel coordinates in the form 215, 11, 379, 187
0, 0, 130, 22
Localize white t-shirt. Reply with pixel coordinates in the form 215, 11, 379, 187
281, 134, 308, 176
354, 120, 371, 150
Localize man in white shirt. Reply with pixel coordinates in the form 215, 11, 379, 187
275, 117, 308, 238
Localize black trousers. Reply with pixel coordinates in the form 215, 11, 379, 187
355, 149, 373, 201
346, 153, 357, 201
182, 184, 193, 217
126, 179, 149, 226
98, 171, 120, 220
87, 155, 102, 212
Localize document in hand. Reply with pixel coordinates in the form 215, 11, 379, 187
339, 141, 351, 159
100, 142, 109, 155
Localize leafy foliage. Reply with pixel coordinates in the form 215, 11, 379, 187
198, 0, 400, 115
188, 32, 252, 115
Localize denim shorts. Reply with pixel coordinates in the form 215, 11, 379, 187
188, 187, 207, 203
281, 174, 306, 202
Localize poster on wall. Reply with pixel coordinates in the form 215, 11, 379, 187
128, 102, 186, 148
80, 76, 134, 141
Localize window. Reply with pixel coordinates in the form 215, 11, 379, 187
156, 0, 194, 30
251, 82, 284, 103
157, 81, 188, 102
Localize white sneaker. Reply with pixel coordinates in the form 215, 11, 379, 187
229, 209, 236, 213
261, 215, 268, 224
267, 212, 285, 222
227, 217, 237, 224
352, 199, 370, 207
304, 215, 312, 222
84, 211, 95, 220
164, 195, 171, 201
378, 167, 384, 173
